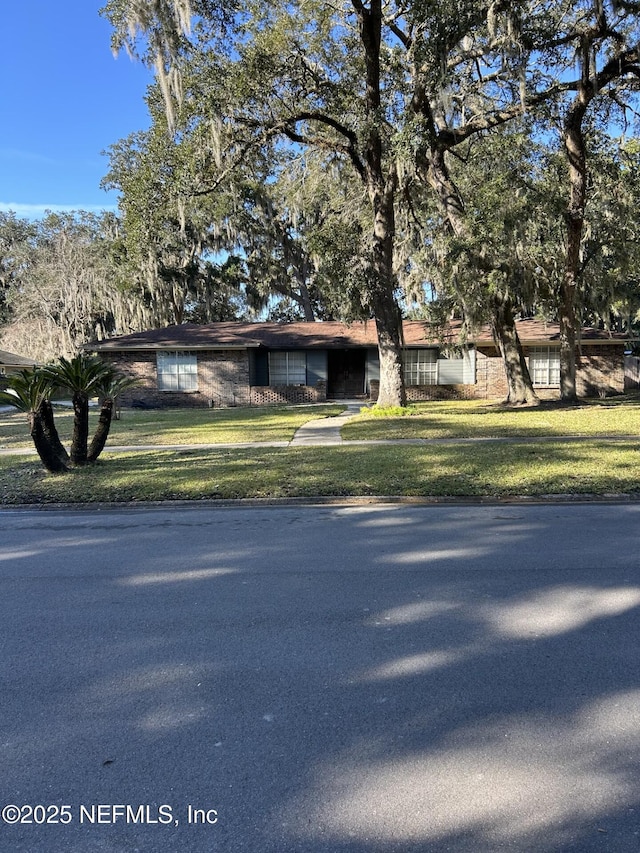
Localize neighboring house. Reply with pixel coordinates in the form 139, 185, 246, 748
0, 349, 38, 383
87, 320, 629, 407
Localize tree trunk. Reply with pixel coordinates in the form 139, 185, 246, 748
29, 411, 69, 474
557, 38, 640, 402
70, 391, 90, 465
171, 279, 186, 325
372, 288, 406, 407
87, 398, 114, 462
427, 147, 538, 404
357, 0, 405, 408
295, 260, 316, 322
560, 98, 588, 404
426, 146, 467, 239
39, 400, 70, 466
558, 275, 579, 403
490, 293, 538, 405
370, 184, 405, 407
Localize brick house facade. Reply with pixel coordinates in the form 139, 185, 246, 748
87, 320, 629, 407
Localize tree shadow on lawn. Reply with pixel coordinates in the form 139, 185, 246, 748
1, 503, 640, 851
285, 442, 640, 498
106, 405, 344, 446
2, 439, 639, 504
346, 395, 640, 442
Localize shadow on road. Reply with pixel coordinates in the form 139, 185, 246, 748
1, 503, 639, 852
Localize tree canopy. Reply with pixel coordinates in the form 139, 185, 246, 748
3, 1, 640, 405
96, 0, 640, 403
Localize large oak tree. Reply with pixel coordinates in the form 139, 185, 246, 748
102, 0, 532, 406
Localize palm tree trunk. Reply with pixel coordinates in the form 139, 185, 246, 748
29, 412, 69, 473
39, 400, 70, 466
87, 399, 114, 462
70, 391, 90, 465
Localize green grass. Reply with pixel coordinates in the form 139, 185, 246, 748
344, 396, 640, 441
1, 441, 639, 504
2, 398, 640, 504
0, 403, 344, 450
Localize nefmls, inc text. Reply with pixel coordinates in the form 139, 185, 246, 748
79, 804, 218, 825
1, 803, 219, 827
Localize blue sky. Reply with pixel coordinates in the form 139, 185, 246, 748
0, 2, 152, 219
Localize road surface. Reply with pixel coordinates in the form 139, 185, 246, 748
1, 501, 639, 852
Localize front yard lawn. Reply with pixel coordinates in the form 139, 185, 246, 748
343, 396, 640, 441
0, 403, 344, 451
2, 398, 640, 504
1, 440, 639, 504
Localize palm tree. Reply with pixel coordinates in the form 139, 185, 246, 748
3, 356, 138, 472
0, 370, 69, 473
41, 355, 114, 466
87, 371, 139, 463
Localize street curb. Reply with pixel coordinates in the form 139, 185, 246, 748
2, 492, 640, 512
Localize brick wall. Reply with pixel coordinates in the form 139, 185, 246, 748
370, 380, 476, 402
474, 351, 488, 398
576, 346, 624, 397
479, 346, 625, 401
405, 384, 477, 401
476, 348, 508, 399
250, 382, 327, 406
99, 344, 625, 408
100, 350, 251, 408
203, 351, 251, 407
375, 346, 623, 402
260, 347, 624, 404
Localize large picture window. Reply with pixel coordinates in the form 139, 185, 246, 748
156, 351, 198, 391
403, 348, 475, 386
269, 352, 307, 385
403, 349, 438, 386
438, 349, 476, 384
529, 346, 560, 387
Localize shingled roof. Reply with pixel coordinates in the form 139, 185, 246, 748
88, 319, 629, 352
0, 349, 38, 369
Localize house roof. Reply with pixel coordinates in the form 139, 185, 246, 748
87, 319, 630, 352
0, 349, 38, 369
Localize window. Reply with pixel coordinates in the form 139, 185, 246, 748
529, 346, 560, 386
156, 351, 198, 391
269, 352, 307, 385
403, 349, 437, 386
438, 349, 476, 384
403, 348, 476, 386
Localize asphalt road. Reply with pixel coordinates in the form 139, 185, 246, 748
1, 501, 640, 853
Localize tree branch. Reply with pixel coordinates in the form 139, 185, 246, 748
279, 116, 367, 182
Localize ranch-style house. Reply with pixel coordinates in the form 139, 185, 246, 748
88, 319, 629, 407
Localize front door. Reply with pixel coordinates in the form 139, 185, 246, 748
327, 349, 366, 398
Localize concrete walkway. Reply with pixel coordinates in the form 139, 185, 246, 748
0, 402, 367, 455
288, 401, 365, 446
2, 401, 639, 455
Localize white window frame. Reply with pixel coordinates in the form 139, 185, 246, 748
269, 351, 307, 385
403, 349, 438, 386
529, 346, 560, 387
156, 351, 198, 392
